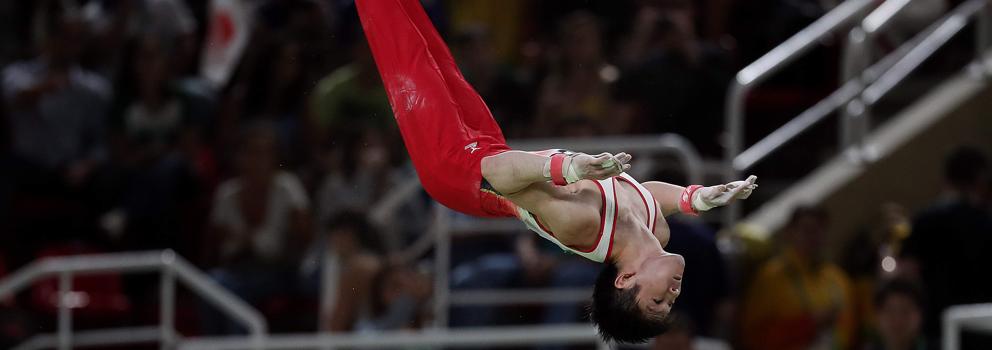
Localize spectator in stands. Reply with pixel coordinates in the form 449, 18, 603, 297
841, 203, 912, 347
449, 233, 600, 332
314, 127, 426, 251
614, 0, 733, 156
79, 0, 198, 80
220, 37, 312, 167
356, 264, 432, 332
253, 0, 332, 72
446, 0, 527, 65
899, 146, 992, 345
651, 312, 695, 350
451, 25, 535, 138
101, 33, 203, 249
3, 8, 109, 192
740, 205, 856, 350
308, 36, 393, 152
634, 166, 734, 340
867, 279, 927, 350
2, 6, 112, 255
203, 124, 312, 334
316, 212, 383, 332
665, 216, 732, 339
534, 11, 618, 136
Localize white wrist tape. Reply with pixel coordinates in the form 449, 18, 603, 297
692, 190, 716, 211
563, 156, 582, 183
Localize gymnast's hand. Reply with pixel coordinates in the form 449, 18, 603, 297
692, 175, 758, 211
569, 152, 633, 181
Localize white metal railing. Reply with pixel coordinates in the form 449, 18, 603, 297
723, 0, 875, 224
734, 0, 941, 173
0, 250, 267, 350
943, 303, 992, 350
724, 0, 991, 223
178, 325, 610, 350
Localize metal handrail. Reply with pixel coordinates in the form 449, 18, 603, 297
723, 0, 875, 223
13, 326, 163, 350
450, 288, 592, 305
943, 303, 992, 350
734, 0, 942, 172
725, 0, 991, 224
840, 0, 915, 150
0, 250, 267, 350
178, 325, 610, 350
864, 0, 989, 104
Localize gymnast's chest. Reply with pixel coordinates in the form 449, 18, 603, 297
614, 182, 669, 245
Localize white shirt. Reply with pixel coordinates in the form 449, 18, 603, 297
210, 171, 309, 262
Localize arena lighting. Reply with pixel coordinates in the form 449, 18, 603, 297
881, 256, 897, 273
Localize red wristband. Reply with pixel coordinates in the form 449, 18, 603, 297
679, 185, 703, 216
550, 153, 568, 186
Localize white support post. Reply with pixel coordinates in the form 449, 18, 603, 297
161, 266, 176, 350
432, 205, 451, 329
57, 271, 72, 350
977, 1, 990, 76
840, 28, 868, 153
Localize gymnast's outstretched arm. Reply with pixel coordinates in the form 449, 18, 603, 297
481, 151, 631, 195
642, 175, 759, 216
480, 151, 632, 235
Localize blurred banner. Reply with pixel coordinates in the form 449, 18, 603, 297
201, 0, 252, 88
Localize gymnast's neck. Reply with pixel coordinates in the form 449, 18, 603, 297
609, 226, 669, 267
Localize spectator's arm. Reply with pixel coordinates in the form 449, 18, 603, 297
283, 174, 313, 248
832, 270, 858, 350
206, 184, 247, 265
326, 255, 380, 332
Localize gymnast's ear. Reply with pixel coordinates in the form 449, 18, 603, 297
614, 271, 635, 289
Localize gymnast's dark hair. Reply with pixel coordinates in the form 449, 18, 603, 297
590, 260, 669, 343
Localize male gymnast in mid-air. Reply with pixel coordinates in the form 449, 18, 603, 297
356, 0, 757, 343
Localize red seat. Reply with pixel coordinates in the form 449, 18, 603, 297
30, 245, 132, 319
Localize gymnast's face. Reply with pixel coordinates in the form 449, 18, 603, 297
634, 253, 685, 317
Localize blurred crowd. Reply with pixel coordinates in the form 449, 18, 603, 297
0, 0, 989, 349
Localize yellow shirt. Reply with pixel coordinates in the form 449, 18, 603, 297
447, 0, 525, 62
741, 249, 857, 350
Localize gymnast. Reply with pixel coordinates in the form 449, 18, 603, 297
356, 0, 757, 343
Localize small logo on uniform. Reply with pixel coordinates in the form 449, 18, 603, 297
464, 142, 480, 153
